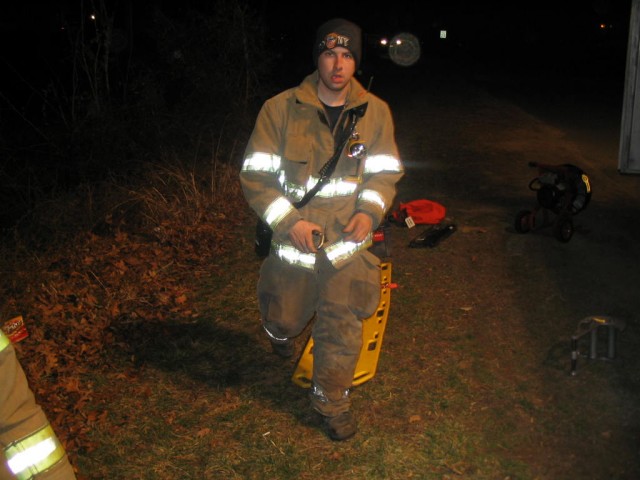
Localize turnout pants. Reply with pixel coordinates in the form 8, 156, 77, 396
258, 250, 380, 417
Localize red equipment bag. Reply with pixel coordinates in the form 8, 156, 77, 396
389, 199, 446, 226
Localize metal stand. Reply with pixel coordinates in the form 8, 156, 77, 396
570, 315, 626, 376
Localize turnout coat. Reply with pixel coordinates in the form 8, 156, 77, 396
240, 71, 404, 270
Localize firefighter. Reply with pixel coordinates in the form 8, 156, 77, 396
0, 330, 77, 479
240, 18, 403, 440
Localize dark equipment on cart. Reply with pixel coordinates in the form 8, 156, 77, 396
514, 162, 592, 242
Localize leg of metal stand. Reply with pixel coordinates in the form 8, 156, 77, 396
590, 329, 598, 359
570, 336, 579, 376
608, 326, 616, 359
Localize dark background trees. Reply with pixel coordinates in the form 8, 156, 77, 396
0, 0, 279, 229
0, 0, 632, 230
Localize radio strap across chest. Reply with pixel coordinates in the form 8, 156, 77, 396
295, 104, 366, 209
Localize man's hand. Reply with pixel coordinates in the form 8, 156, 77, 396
289, 220, 324, 253
343, 212, 372, 243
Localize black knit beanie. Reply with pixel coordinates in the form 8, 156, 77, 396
313, 18, 362, 69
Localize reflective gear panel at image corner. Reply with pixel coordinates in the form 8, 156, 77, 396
0, 329, 77, 480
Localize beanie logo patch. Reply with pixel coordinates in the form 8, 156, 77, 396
321, 32, 350, 51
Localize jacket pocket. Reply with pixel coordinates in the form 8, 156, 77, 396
282, 135, 312, 185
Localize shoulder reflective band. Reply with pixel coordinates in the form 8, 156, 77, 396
5, 424, 66, 480
363, 154, 402, 174
0, 330, 10, 352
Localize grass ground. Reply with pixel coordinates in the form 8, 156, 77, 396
2, 66, 639, 479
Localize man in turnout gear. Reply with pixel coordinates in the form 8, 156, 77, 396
0, 330, 77, 479
240, 18, 403, 440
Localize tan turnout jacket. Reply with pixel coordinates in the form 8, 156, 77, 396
241, 72, 404, 269
0, 331, 76, 479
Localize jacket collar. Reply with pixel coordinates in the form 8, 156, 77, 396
295, 71, 368, 111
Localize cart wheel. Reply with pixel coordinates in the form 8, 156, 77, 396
554, 214, 573, 242
514, 210, 533, 233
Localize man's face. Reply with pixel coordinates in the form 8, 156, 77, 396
317, 46, 356, 93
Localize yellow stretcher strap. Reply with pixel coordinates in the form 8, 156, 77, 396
292, 262, 393, 388
5, 424, 66, 480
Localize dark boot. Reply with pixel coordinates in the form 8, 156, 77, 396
270, 340, 294, 358
323, 411, 357, 441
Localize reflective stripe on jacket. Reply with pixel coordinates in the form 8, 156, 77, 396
0, 330, 76, 479
240, 71, 403, 269
5, 424, 67, 480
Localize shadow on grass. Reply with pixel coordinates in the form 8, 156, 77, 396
110, 317, 316, 418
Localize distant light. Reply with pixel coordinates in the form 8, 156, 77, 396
440, 30, 447, 39
388, 32, 421, 67
599, 23, 606, 29
380, 38, 388, 46
90, 14, 96, 21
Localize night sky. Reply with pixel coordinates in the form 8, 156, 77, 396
0, 0, 634, 226
0, 0, 633, 76
0, 0, 634, 126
